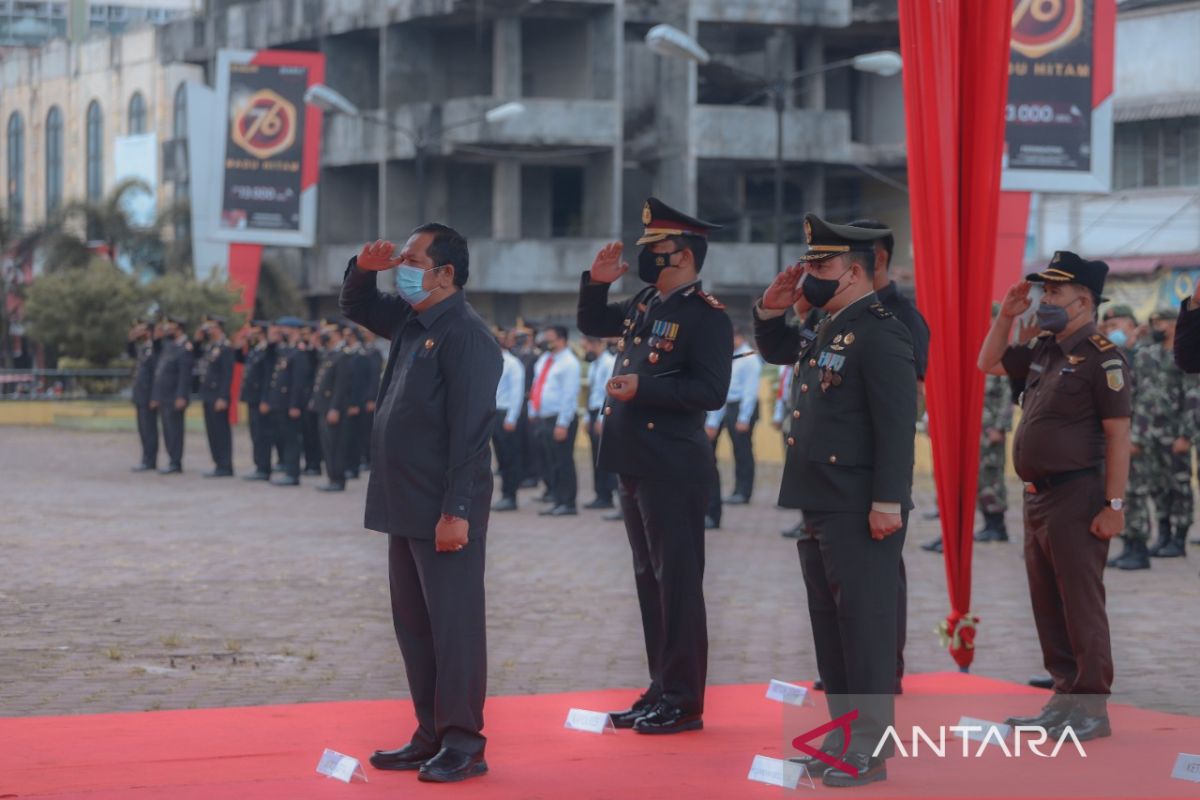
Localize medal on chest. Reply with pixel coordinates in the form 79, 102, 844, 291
817, 350, 846, 392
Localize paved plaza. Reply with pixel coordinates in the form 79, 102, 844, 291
2, 426, 1198, 718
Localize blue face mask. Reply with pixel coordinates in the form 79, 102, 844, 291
396, 264, 434, 305
1107, 329, 1128, 348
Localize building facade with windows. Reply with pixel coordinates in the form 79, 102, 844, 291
0, 0, 199, 48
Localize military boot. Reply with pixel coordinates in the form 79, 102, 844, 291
974, 512, 1009, 542
1116, 539, 1151, 570
1149, 517, 1172, 556
1106, 535, 1132, 568
1157, 525, 1187, 558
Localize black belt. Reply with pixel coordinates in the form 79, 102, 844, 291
1023, 467, 1098, 494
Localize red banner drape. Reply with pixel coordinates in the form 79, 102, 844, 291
898, 1, 1014, 669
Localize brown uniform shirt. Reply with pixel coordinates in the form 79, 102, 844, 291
1002, 321, 1132, 482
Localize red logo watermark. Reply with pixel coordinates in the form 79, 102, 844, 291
791, 709, 860, 778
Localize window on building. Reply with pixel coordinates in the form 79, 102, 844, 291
1113, 117, 1200, 190
550, 166, 584, 238
7, 112, 24, 231
45, 106, 63, 216
128, 92, 146, 134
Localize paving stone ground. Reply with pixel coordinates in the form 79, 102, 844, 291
2, 426, 1198, 719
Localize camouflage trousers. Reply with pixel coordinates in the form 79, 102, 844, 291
1126, 440, 1194, 542
977, 438, 1007, 515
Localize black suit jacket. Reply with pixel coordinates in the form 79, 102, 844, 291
198, 341, 235, 403
755, 293, 917, 513
577, 273, 733, 483
1175, 298, 1200, 373
150, 338, 193, 405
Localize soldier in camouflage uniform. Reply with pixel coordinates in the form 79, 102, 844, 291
1100, 304, 1140, 357
1114, 309, 1196, 569
974, 371, 1014, 542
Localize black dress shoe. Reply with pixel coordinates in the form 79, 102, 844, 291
1027, 674, 1055, 689
539, 505, 577, 517
822, 753, 887, 788
302, 467, 322, 476
813, 678, 824, 691
158, 465, 182, 475
704, 516, 719, 530
417, 746, 488, 783
492, 497, 518, 512
131, 464, 155, 473
781, 522, 804, 538
316, 482, 345, 492
1005, 704, 1068, 729
369, 743, 438, 771
788, 746, 841, 778
724, 494, 749, 505
603, 510, 624, 521
921, 536, 943, 553
203, 469, 234, 478
242, 471, 270, 481
346, 470, 360, 479
633, 703, 703, 734
1047, 713, 1111, 742
583, 498, 615, 510
519, 477, 540, 489
608, 691, 660, 730
537, 491, 555, 503
271, 476, 300, 487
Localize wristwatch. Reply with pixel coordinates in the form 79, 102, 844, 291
1106, 498, 1124, 511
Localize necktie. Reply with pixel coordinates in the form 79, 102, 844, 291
530, 354, 555, 416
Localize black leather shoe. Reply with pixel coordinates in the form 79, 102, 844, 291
346, 470, 360, 479
609, 692, 660, 730
271, 476, 299, 487
822, 753, 887, 788
704, 516, 719, 530
1047, 713, 1111, 742
539, 505, 577, 517
369, 743, 438, 771
633, 703, 703, 735
417, 747, 488, 783
303, 467, 322, 477
1005, 704, 1068, 729
537, 491, 555, 503
316, 483, 345, 492
242, 471, 270, 481
724, 494, 749, 505
787, 747, 839, 778
203, 469, 234, 478
158, 465, 182, 475
492, 497, 518, 512
583, 498, 615, 510
781, 523, 804, 538
131, 464, 155, 473
921, 536, 943, 553
1027, 675, 1055, 690
603, 510, 624, 521
813, 678, 824, 691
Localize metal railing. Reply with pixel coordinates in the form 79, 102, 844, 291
0, 369, 135, 401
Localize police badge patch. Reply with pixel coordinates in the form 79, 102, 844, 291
1106, 369, 1124, 391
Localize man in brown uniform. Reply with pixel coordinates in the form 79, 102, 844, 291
977, 251, 1131, 742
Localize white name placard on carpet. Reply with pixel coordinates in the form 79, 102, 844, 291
564, 708, 615, 734
747, 754, 813, 789
1171, 753, 1200, 783
765, 679, 810, 707
954, 716, 1013, 744
316, 748, 368, 783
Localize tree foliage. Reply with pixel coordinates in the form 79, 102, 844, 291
24, 259, 143, 365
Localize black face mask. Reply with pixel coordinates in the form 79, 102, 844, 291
1151, 329, 1168, 344
584, 351, 598, 363
638, 247, 681, 284
801, 266, 850, 308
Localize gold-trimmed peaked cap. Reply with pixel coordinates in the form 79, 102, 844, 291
799, 214, 892, 263
1026, 250, 1109, 300
637, 197, 722, 245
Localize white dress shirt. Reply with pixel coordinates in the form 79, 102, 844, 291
529, 347, 581, 427
587, 350, 616, 412
496, 349, 526, 427
706, 342, 763, 428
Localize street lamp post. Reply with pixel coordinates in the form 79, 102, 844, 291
645, 25, 902, 272
305, 84, 525, 229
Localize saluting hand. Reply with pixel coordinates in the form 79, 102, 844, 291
607, 374, 638, 402
357, 240, 405, 272
1000, 281, 1033, 320
436, 514, 470, 553
589, 242, 629, 285
762, 264, 806, 311
868, 510, 903, 541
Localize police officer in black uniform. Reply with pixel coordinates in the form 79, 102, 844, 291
310, 321, 353, 492
265, 318, 312, 487
755, 216, 916, 788
578, 198, 733, 735
236, 320, 273, 480
342, 324, 371, 479
357, 327, 385, 472
127, 318, 160, 472
150, 316, 194, 475
197, 315, 235, 478
300, 322, 324, 477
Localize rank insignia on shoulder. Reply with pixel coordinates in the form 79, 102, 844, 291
1088, 333, 1116, 352
697, 290, 725, 310
868, 303, 892, 319
1106, 368, 1125, 391
425, 338, 435, 350
1067, 355, 1085, 365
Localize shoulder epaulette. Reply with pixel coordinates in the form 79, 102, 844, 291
1088, 333, 1116, 352
696, 289, 725, 310
868, 303, 893, 320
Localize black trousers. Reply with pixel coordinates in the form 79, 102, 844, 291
707, 401, 758, 521
203, 400, 233, 471
360, 410, 375, 468
135, 402, 159, 468
492, 410, 522, 500
896, 557, 907, 683
303, 409, 322, 473
533, 415, 578, 508
518, 399, 540, 482
271, 410, 303, 479
796, 510, 906, 758
344, 413, 362, 473
159, 403, 186, 468
247, 404, 271, 474
318, 415, 348, 486
586, 409, 617, 503
618, 475, 709, 715
388, 533, 487, 756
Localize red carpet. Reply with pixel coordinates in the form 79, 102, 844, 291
2, 673, 1198, 799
